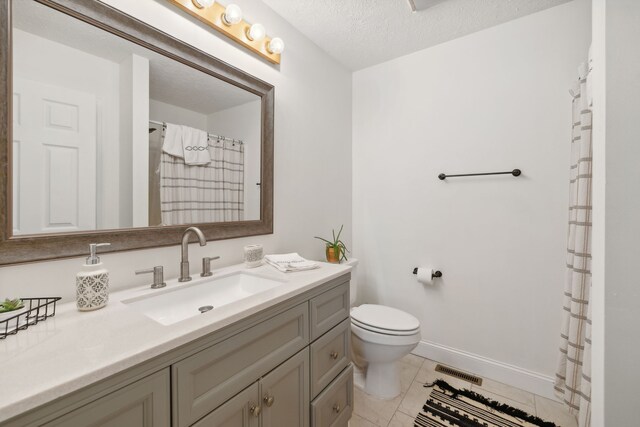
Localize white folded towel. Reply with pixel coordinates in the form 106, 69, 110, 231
181, 125, 210, 165
264, 253, 320, 273
162, 123, 183, 158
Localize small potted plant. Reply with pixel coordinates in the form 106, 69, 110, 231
314, 225, 349, 263
0, 298, 27, 329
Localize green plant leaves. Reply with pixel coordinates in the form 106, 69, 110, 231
0, 298, 24, 313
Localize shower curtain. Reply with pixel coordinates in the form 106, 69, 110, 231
159, 138, 244, 225
554, 64, 592, 427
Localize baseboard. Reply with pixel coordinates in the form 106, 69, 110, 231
413, 340, 558, 401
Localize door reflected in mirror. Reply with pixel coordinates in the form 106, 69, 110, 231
11, 0, 261, 236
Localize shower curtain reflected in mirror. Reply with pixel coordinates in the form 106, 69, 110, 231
148, 124, 245, 226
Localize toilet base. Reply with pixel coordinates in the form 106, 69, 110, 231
361, 361, 401, 400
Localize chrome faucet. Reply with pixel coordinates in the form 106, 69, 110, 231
179, 227, 207, 282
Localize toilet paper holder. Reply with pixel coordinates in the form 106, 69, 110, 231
412, 268, 442, 279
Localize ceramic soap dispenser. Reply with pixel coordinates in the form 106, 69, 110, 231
76, 243, 111, 311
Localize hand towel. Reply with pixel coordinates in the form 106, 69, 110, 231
182, 125, 211, 165
264, 253, 320, 273
162, 123, 183, 158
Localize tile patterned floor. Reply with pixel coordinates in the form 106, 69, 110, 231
348, 354, 578, 427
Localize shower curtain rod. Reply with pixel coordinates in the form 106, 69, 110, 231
149, 119, 243, 145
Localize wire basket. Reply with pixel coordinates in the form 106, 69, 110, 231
0, 297, 61, 339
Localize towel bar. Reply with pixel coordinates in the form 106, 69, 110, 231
438, 169, 521, 180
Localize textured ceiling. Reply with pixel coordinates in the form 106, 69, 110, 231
262, 0, 572, 70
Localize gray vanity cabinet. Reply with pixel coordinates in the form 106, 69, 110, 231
173, 303, 309, 427
2, 274, 352, 427
193, 348, 309, 427
43, 369, 170, 427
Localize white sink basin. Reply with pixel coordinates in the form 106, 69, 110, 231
123, 272, 284, 325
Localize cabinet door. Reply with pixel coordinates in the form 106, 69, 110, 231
261, 348, 310, 427
44, 370, 170, 427
192, 383, 260, 427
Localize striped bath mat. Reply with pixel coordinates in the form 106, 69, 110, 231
416, 380, 558, 427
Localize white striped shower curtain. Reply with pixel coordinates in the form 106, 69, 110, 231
160, 139, 244, 225
554, 66, 592, 427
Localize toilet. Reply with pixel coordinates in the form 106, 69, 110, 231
346, 260, 421, 400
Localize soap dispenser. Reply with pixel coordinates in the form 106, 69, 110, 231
76, 243, 111, 311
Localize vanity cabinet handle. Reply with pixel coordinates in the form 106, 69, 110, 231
330, 351, 339, 360
333, 403, 341, 413
263, 395, 275, 407
249, 403, 261, 417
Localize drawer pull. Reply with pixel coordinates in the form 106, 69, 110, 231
249, 403, 261, 417
333, 403, 341, 413
263, 395, 275, 407
330, 351, 339, 360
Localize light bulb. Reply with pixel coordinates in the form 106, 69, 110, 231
267, 37, 285, 54
222, 4, 243, 25
192, 0, 215, 8
247, 23, 266, 42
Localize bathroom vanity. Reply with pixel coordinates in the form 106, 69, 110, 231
0, 264, 353, 427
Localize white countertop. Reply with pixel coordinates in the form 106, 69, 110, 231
0, 261, 351, 423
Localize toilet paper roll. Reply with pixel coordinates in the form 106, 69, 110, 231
415, 268, 435, 285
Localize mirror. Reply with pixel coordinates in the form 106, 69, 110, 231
0, 0, 274, 264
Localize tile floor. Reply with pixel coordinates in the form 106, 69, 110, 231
348, 354, 578, 427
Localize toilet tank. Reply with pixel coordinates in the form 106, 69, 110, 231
343, 258, 359, 306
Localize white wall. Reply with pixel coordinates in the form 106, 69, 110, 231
0, 0, 352, 302
119, 54, 150, 228
149, 99, 208, 129
591, 0, 640, 424
353, 0, 590, 397
207, 100, 262, 220
12, 29, 121, 230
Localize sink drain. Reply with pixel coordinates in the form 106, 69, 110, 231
198, 305, 214, 313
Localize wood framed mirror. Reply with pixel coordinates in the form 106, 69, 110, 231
0, 0, 274, 266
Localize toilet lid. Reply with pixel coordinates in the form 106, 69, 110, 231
351, 304, 420, 333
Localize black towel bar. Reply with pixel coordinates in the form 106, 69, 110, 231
438, 169, 521, 180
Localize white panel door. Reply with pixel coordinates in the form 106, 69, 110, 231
12, 79, 97, 235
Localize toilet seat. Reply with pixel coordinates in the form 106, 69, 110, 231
351, 317, 419, 336
350, 304, 420, 336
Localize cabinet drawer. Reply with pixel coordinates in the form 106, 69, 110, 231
173, 303, 309, 427
310, 319, 351, 398
310, 364, 353, 427
44, 369, 170, 427
309, 282, 349, 341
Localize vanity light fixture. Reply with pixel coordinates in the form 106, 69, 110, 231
192, 0, 215, 8
222, 3, 243, 25
246, 23, 266, 42
169, 0, 283, 64
267, 37, 285, 54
